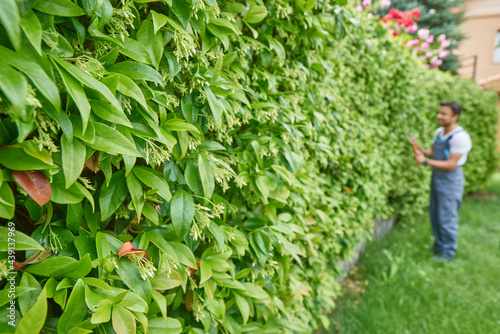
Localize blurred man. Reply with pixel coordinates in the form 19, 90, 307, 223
411, 102, 472, 261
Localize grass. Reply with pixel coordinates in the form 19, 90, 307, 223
330, 173, 500, 334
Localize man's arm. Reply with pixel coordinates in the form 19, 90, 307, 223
422, 145, 434, 158
415, 152, 462, 171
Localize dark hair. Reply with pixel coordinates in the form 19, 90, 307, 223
440, 101, 463, 115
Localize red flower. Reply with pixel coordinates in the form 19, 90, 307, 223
410, 8, 421, 20
389, 8, 403, 19
392, 30, 399, 36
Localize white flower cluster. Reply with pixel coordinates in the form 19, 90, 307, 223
159, 251, 178, 276
173, 30, 198, 62
130, 253, 157, 280
108, 6, 135, 42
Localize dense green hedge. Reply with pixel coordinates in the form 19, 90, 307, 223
0, 0, 497, 333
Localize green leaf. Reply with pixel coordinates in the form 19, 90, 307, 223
152, 290, 168, 326
243, 3, 268, 24
26, 255, 92, 279
112, 306, 136, 334
170, 190, 194, 239
0, 146, 52, 170
99, 170, 128, 221
114, 74, 148, 109
126, 172, 144, 219
0, 286, 36, 308
198, 154, 214, 200
0, 226, 43, 251
51, 173, 86, 204
56, 64, 91, 133
0, 60, 27, 118
66, 203, 82, 233
61, 136, 86, 188
57, 280, 87, 334
132, 166, 172, 201
169, 242, 197, 269
108, 61, 164, 86
116, 258, 152, 303
14, 288, 47, 334
170, 0, 191, 29
22, 141, 53, 165
181, 93, 196, 124
118, 37, 151, 64
0, 183, 15, 219
162, 118, 200, 133
199, 260, 212, 285
233, 292, 249, 325
146, 231, 179, 264
33, 0, 85, 16
51, 57, 122, 116
82, 277, 113, 292
185, 160, 203, 196
20, 10, 43, 55
18, 272, 41, 316
88, 123, 141, 157
142, 202, 160, 225
151, 10, 168, 34
148, 317, 182, 334
204, 86, 224, 125
90, 99, 132, 127
0, 46, 61, 111
90, 299, 112, 324
0, 0, 21, 51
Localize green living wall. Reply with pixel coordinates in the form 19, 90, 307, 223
0, 0, 497, 333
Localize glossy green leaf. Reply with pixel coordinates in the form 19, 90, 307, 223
90, 299, 112, 324
88, 123, 141, 157
126, 172, 144, 219
90, 99, 132, 127
0, 0, 21, 51
108, 61, 164, 86
99, 170, 128, 221
0, 46, 60, 111
170, 190, 194, 239
0, 60, 27, 118
62, 136, 86, 188
185, 160, 203, 196
56, 64, 91, 132
0, 183, 15, 219
116, 258, 152, 303
14, 288, 47, 334
51, 173, 86, 204
198, 154, 214, 200
199, 260, 212, 285
33, 0, 85, 16
0, 226, 43, 251
18, 272, 41, 316
20, 10, 42, 55
51, 57, 122, 116
204, 86, 224, 125
132, 166, 172, 201
148, 317, 182, 334
57, 279, 87, 334
26, 254, 92, 279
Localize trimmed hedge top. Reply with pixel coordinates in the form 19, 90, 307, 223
0, 0, 497, 333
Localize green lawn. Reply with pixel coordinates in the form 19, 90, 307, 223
330, 173, 500, 334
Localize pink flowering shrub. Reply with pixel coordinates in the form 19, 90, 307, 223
359, 1, 451, 69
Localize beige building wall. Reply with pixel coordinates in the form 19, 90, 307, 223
456, 0, 500, 81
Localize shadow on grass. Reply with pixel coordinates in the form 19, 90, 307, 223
329, 173, 500, 334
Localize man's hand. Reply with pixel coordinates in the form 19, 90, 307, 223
415, 151, 426, 165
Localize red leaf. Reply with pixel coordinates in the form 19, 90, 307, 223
13, 170, 51, 206
118, 241, 149, 260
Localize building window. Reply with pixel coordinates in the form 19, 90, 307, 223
494, 31, 500, 63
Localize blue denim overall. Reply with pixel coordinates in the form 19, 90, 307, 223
429, 130, 464, 259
